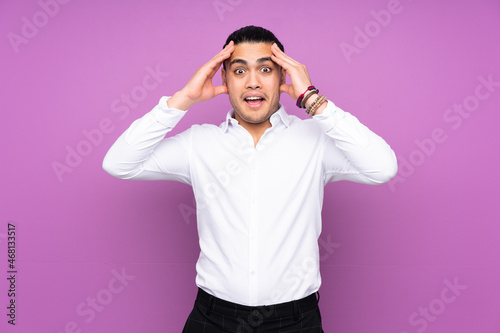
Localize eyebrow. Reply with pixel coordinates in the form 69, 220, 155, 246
229, 57, 273, 67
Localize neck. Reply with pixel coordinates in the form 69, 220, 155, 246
235, 115, 271, 147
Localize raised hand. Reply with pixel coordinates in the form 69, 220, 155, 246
168, 41, 235, 110
270, 43, 313, 101
271, 43, 327, 115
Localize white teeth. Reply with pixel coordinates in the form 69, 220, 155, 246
245, 97, 263, 101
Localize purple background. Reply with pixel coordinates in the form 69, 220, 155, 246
1, 0, 499, 332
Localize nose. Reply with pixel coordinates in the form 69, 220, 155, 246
245, 70, 261, 90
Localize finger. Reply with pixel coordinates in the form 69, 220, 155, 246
272, 45, 299, 65
271, 49, 298, 72
271, 44, 311, 88
213, 85, 228, 96
271, 43, 301, 66
205, 41, 234, 78
271, 53, 290, 72
214, 40, 235, 63
207, 41, 234, 68
280, 83, 292, 95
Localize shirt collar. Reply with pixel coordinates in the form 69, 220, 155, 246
220, 104, 291, 133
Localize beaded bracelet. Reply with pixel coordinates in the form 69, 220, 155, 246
296, 86, 317, 108
306, 95, 324, 116
311, 95, 327, 116
312, 95, 327, 115
306, 95, 327, 116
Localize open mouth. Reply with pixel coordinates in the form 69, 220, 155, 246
244, 96, 266, 109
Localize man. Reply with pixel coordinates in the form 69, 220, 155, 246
103, 26, 397, 332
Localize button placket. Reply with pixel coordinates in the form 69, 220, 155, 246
248, 153, 259, 305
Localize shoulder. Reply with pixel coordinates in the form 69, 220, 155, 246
286, 113, 324, 134
186, 123, 225, 138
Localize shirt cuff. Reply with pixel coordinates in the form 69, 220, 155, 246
312, 100, 345, 132
151, 96, 187, 127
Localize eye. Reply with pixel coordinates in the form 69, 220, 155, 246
234, 68, 245, 74
261, 67, 271, 73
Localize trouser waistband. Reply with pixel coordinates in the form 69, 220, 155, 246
195, 288, 319, 320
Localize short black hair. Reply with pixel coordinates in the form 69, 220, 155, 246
222, 25, 284, 69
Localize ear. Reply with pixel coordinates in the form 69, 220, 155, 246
221, 67, 227, 86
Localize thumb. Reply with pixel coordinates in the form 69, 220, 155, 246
213, 85, 228, 96
280, 83, 292, 96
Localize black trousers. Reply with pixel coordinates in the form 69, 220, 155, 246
182, 288, 324, 333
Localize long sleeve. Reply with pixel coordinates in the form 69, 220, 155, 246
314, 100, 398, 185
102, 96, 192, 184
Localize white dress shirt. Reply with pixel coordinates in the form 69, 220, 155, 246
103, 96, 397, 306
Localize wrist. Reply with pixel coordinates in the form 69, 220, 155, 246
167, 90, 196, 111
312, 100, 327, 115
303, 93, 319, 109
296, 86, 317, 108
306, 94, 328, 116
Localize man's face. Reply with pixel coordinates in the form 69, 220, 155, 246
222, 42, 285, 126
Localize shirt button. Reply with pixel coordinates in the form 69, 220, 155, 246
250, 271, 256, 275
